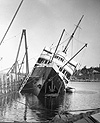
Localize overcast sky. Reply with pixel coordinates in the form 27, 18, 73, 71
0, 0, 100, 72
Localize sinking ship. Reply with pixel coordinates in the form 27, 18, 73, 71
20, 15, 87, 97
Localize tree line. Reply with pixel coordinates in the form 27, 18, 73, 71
72, 66, 100, 81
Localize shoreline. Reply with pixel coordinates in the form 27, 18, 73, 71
70, 80, 100, 82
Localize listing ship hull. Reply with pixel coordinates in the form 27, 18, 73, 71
20, 16, 86, 97
21, 66, 65, 97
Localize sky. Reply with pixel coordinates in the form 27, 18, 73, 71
0, 0, 100, 72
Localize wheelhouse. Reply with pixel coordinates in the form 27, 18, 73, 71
34, 47, 77, 80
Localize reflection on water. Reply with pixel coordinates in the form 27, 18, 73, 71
68, 82, 100, 110
25, 93, 65, 121
0, 82, 100, 122
0, 92, 23, 122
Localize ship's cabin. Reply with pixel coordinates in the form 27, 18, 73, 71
34, 48, 76, 79
35, 56, 71, 79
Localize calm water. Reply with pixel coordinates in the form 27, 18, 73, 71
0, 82, 100, 122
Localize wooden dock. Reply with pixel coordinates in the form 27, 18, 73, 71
49, 108, 100, 123
0, 73, 23, 96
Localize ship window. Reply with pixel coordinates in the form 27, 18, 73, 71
37, 58, 44, 63
37, 58, 49, 64
59, 67, 63, 72
37, 58, 42, 63
65, 71, 71, 79
55, 55, 59, 60
59, 57, 64, 62
54, 55, 57, 58
57, 56, 64, 62
56, 56, 59, 59
47, 60, 49, 64
45, 60, 47, 64
44, 59, 48, 64
54, 55, 64, 62
58, 56, 60, 60
62, 69, 66, 74
58, 57, 61, 61
57, 65, 60, 68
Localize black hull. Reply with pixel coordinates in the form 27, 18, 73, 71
21, 66, 65, 97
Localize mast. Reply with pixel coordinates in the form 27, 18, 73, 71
51, 29, 65, 62
63, 15, 84, 54
62, 43, 87, 69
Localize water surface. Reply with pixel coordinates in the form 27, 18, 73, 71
0, 82, 100, 122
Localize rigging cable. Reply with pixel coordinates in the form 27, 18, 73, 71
77, 47, 87, 69
2, 33, 20, 43
51, 32, 85, 50
0, 0, 24, 46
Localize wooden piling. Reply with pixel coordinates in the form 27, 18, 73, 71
0, 73, 24, 97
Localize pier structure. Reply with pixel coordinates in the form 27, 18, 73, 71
0, 0, 26, 96
0, 73, 21, 95
0, 29, 29, 96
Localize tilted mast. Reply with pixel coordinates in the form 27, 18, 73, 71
0, 0, 24, 46
51, 29, 65, 62
62, 43, 87, 69
63, 15, 84, 54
